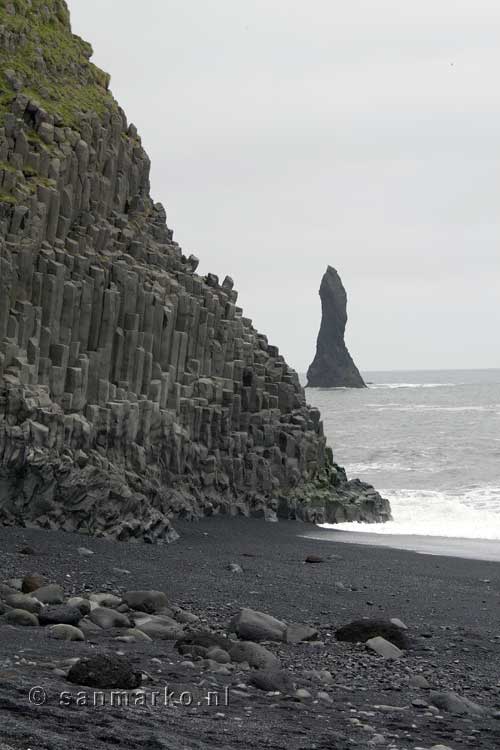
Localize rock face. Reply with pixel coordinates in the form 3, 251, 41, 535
307, 267, 366, 388
0, 1, 390, 540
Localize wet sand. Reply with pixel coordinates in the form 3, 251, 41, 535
306, 526, 500, 562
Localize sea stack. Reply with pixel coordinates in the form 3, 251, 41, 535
307, 267, 366, 388
0, 1, 390, 537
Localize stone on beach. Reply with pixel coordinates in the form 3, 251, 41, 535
285, 623, 319, 643
123, 591, 169, 614
48, 624, 85, 641
229, 607, 287, 642
336, 619, 410, 649
89, 607, 130, 629
0, 608, 39, 626
228, 641, 280, 670
30, 584, 64, 605
39, 605, 82, 626
4, 593, 42, 614
366, 636, 403, 660
249, 669, 295, 693
67, 654, 142, 689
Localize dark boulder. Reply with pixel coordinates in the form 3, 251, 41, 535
336, 619, 410, 650
67, 654, 141, 690
39, 605, 82, 627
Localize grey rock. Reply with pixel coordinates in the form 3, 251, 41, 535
30, 584, 64, 605
89, 607, 130, 629
336, 619, 410, 650
249, 669, 295, 693
134, 614, 183, 640
67, 597, 91, 616
430, 690, 491, 717
88, 593, 122, 608
0, 608, 39, 626
228, 641, 280, 670
206, 647, 231, 664
285, 623, 318, 643
229, 607, 286, 642
409, 674, 431, 689
366, 636, 403, 659
123, 590, 169, 614
4, 593, 43, 614
39, 605, 82, 626
48, 624, 85, 641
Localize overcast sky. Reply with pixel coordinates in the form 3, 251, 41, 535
68, 0, 500, 372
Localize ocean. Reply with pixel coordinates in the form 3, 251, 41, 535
305, 369, 500, 557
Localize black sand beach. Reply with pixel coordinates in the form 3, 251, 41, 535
1, 518, 500, 750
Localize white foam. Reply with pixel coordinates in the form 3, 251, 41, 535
368, 383, 459, 390
321, 486, 500, 540
346, 462, 415, 474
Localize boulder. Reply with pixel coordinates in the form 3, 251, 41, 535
206, 647, 231, 664
30, 584, 64, 605
430, 691, 492, 717
228, 641, 280, 670
67, 654, 141, 689
135, 617, 183, 640
39, 605, 82, 627
123, 590, 169, 614
67, 598, 91, 616
48, 624, 85, 642
88, 593, 122, 608
285, 623, 318, 643
249, 669, 295, 693
336, 619, 410, 650
366, 636, 403, 660
89, 607, 130, 629
229, 608, 286, 642
4, 593, 42, 614
1, 608, 39, 626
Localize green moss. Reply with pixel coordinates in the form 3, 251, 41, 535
0, 160, 18, 173
0, 192, 17, 205
0, 0, 117, 128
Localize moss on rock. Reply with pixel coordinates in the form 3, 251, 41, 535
0, 0, 116, 127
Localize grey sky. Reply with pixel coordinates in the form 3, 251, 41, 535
68, 0, 500, 372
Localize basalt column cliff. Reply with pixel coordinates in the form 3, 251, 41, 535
0, 1, 390, 540
307, 267, 366, 389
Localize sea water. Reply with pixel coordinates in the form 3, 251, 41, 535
306, 369, 500, 549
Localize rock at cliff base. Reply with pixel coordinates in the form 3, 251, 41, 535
307, 266, 366, 388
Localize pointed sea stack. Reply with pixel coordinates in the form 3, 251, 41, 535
307, 267, 366, 388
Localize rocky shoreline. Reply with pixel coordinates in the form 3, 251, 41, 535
1, 518, 500, 750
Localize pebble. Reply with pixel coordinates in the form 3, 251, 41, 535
77, 547, 94, 556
